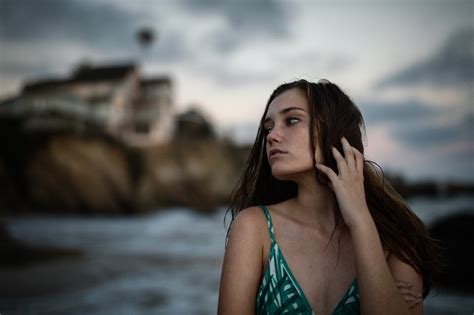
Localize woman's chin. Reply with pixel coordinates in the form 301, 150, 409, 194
271, 165, 315, 181
271, 168, 298, 181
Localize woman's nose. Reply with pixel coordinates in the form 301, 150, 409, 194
266, 127, 281, 143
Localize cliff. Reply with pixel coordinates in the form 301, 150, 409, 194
0, 115, 245, 214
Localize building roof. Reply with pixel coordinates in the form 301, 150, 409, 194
72, 63, 137, 81
23, 63, 138, 93
23, 78, 74, 93
140, 76, 172, 87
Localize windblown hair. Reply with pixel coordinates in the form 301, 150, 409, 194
227, 79, 440, 298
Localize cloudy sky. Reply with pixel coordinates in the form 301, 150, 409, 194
0, 0, 472, 182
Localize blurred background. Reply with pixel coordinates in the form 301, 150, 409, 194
0, 0, 473, 314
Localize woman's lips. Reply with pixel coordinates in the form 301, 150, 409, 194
269, 149, 287, 160
270, 152, 285, 160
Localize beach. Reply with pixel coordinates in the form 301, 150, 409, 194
1, 197, 473, 314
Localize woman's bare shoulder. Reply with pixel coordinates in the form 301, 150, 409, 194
230, 206, 267, 234
219, 206, 267, 313
266, 199, 296, 218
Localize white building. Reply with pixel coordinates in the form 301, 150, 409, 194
0, 62, 174, 146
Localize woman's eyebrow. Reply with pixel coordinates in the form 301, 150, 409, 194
264, 107, 306, 124
280, 106, 307, 114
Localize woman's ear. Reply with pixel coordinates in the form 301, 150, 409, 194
313, 142, 324, 165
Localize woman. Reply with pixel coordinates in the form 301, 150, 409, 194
218, 79, 440, 314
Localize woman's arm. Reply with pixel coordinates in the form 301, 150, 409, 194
391, 258, 424, 311
217, 207, 263, 315
350, 213, 423, 315
315, 137, 423, 315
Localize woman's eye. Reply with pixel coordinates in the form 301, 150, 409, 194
286, 117, 299, 125
263, 126, 273, 134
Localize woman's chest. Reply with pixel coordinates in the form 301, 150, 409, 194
263, 229, 357, 314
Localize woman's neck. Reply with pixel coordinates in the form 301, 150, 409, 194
287, 172, 340, 234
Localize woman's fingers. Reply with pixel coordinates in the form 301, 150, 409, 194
316, 137, 364, 191
331, 146, 348, 176
332, 137, 360, 176
351, 147, 364, 173
315, 163, 338, 187
318, 138, 357, 179
341, 137, 356, 171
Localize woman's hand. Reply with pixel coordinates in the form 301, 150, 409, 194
315, 136, 369, 229
317, 137, 424, 314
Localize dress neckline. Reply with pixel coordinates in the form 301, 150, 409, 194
261, 205, 358, 315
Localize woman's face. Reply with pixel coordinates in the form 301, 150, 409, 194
264, 88, 322, 180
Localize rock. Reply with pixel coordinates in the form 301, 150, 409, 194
0, 223, 83, 267
429, 212, 474, 292
26, 134, 136, 213
138, 138, 240, 212
0, 127, 246, 214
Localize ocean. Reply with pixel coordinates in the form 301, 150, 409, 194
1, 196, 473, 314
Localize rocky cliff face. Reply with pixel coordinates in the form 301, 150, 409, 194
136, 138, 241, 212
0, 123, 247, 214
26, 135, 136, 213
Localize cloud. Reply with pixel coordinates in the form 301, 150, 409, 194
178, 0, 290, 39
361, 99, 442, 124
392, 113, 472, 149
0, 0, 144, 81
0, 0, 353, 90
0, 40, 100, 77
360, 98, 471, 152
360, 99, 473, 181
365, 25, 473, 160
0, 0, 295, 85
0, 0, 201, 90
0, 0, 144, 51
376, 27, 474, 88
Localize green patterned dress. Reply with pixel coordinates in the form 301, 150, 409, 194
256, 205, 360, 314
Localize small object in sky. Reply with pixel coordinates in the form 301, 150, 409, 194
137, 27, 156, 49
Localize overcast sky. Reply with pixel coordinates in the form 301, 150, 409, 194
0, 0, 472, 182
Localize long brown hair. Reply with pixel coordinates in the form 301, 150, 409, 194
227, 79, 440, 298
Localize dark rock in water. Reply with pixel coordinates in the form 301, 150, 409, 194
429, 212, 474, 292
0, 223, 83, 267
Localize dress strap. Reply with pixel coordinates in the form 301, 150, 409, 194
259, 205, 276, 243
